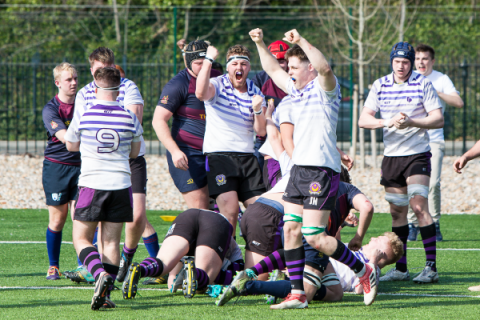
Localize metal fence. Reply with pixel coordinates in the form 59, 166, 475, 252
0, 57, 479, 156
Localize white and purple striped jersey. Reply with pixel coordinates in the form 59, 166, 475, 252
74, 78, 146, 156
65, 100, 143, 190
364, 71, 442, 156
203, 75, 266, 153
329, 247, 369, 292
277, 77, 342, 172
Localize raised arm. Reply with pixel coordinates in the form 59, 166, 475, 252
252, 95, 266, 137
283, 29, 336, 92
249, 28, 289, 93
195, 46, 218, 101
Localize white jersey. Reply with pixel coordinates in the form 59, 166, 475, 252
329, 247, 369, 292
266, 151, 294, 195
222, 239, 243, 271
277, 77, 342, 172
424, 70, 459, 143
203, 75, 266, 154
65, 100, 143, 190
75, 78, 146, 156
364, 71, 442, 157
258, 106, 282, 160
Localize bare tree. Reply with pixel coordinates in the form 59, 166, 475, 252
112, 0, 121, 44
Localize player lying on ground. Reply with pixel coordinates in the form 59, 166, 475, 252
65, 67, 143, 310
217, 232, 403, 306
122, 208, 242, 299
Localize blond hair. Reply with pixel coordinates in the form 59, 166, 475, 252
53, 62, 77, 82
383, 231, 404, 265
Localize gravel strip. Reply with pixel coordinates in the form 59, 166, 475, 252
1, 154, 479, 214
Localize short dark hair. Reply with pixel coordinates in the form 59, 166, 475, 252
340, 165, 351, 184
94, 67, 121, 88
226, 45, 251, 60
285, 44, 309, 63
89, 47, 115, 67
415, 44, 435, 60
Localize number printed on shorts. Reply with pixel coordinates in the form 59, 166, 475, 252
96, 128, 120, 153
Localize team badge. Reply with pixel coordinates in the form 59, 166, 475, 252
216, 174, 226, 186
50, 121, 58, 129
52, 193, 62, 201
161, 95, 169, 104
187, 178, 194, 185
309, 182, 321, 195
407, 97, 412, 102
166, 223, 176, 236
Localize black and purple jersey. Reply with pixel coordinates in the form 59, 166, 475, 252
327, 182, 363, 236
42, 95, 80, 165
157, 68, 221, 152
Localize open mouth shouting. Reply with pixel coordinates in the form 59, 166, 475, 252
235, 71, 243, 81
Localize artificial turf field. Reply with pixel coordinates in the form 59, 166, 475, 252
1, 209, 480, 319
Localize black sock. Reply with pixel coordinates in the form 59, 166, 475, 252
79, 246, 105, 282
251, 249, 285, 276
330, 239, 365, 274
284, 247, 305, 293
392, 225, 409, 272
419, 223, 437, 271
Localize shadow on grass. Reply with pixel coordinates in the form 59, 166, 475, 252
2, 272, 45, 278
0, 300, 86, 309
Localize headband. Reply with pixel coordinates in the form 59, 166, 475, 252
95, 82, 120, 91
226, 55, 250, 68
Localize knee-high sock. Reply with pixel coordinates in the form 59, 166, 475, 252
143, 233, 160, 258
77, 227, 98, 267
420, 223, 437, 271
196, 268, 210, 290
284, 247, 305, 294
251, 249, 285, 276
103, 263, 119, 298
215, 260, 245, 285
139, 257, 164, 278
46, 227, 62, 268
79, 247, 105, 282
392, 225, 409, 272
245, 280, 291, 298
330, 239, 365, 275
122, 245, 137, 259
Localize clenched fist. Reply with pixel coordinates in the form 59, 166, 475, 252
249, 28, 264, 43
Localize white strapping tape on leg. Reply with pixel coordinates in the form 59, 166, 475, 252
320, 273, 340, 287
304, 268, 322, 289
385, 192, 409, 207
408, 184, 429, 200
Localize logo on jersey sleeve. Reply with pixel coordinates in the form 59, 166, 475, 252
161, 96, 169, 104
309, 182, 321, 195
52, 193, 62, 201
216, 174, 227, 186
50, 121, 58, 129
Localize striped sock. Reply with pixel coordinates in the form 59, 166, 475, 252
330, 239, 365, 274
103, 263, 119, 298
251, 249, 285, 276
79, 247, 105, 282
139, 257, 164, 278
392, 225, 409, 272
196, 268, 210, 290
284, 247, 305, 294
122, 245, 137, 259
46, 227, 62, 268
143, 233, 160, 258
420, 223, 437, 271
215, 260, 245, 285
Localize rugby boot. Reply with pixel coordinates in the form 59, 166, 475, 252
91, 272, 114, 310
64, 266, 95, 284
46, 266, 62, 280
413, 266, 439, 284
122, 262, 141, 299
270, 293, 308, 309
182, 257, 197, 298
379, 268, 410, 282
358, 263, 378, 306
143, 273, 168, 285
265, 270, 286, 305
100, 297, 116, 309
116, 252, 133, 283
216, 269, 257, 306
171, 267, 186, 293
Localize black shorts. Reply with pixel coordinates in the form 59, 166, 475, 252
240, 198, 284, 256
283, 166, 340, 210
74, 187, 133, 223
130, 156, 147, 194
263, 158, 282, 191
165, 209, 233, 260
42, 160, 80, 206
381, 152, 431, 188
206, 153, 265, 202
166, 149, 207, 193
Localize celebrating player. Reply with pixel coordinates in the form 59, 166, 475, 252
195, 43, 267, 234
407, 44, 464, 242
358, 42, 443, 284
65, 67, 143, 310
41, 62, 80, 280
249, 28, 377, 308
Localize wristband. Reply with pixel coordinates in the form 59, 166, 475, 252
254, 108, 263, 115
204, 55, 214, 64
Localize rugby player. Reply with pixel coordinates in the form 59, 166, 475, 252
250, 28, 377, 308
407, 44, 464, 242
122, 208, 235, 299
152, 40, 221, 210
74, 47, 158, 283
42, 62, 80, 280
453, 140, 480, 292
217, 232, 403, 306
195, 43, 267, 235
358, 42, 444, 284
65, 67, 143, 310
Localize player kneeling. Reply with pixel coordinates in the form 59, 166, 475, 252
65, 67, 143, 310
122, 208, 238, 299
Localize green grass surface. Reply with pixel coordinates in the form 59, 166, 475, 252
1, 209, 480, 319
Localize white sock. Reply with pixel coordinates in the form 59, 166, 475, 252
291, 289, 305, 295
356, 264, 367, 278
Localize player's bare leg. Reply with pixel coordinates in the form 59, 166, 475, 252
182, 186, 210, 209
244, 250, 269, 281
216, 191, 240, 234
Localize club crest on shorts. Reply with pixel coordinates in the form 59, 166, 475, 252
50, 121, 58, 129
187, 178, 194, 185
52, 193, 62, 201
160, 95, 169, 104
166, 223, 176, 236
309, 182, 321, 195
216, 174, 226, 186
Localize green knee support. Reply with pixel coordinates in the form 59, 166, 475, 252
301, 226, 325, 236
284, 213, 303, 223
